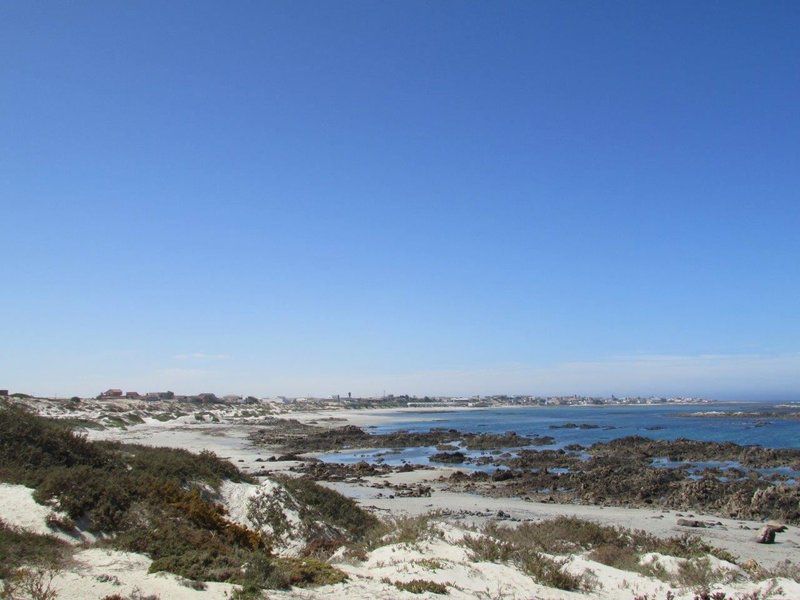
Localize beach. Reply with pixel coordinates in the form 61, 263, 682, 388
80, 403, 800, 568
3, 398, 800, 599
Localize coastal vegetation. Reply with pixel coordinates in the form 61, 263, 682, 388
460, 516, 740, 592
0, 521, 68, 580
0, 407, 371, 593
386, 578, 449, 594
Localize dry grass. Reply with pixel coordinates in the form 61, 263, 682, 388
1, 567, 59, 600
345, 513, 441, 559
673, 557, 734, 588
0, 520, 70, 580
461, 532, 588, 591
752, 559, 800, 583
458, 516, 745, 592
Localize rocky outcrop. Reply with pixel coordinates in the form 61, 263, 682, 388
429, 451, 467, 464
445, 440, 800, 524
676, 518, 706, 527
589, 436, 800, 469
292, 460, 428, 482
253, 420, 552, 453
756, 523, 787, 543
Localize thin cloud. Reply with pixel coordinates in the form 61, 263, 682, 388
173, 353, 230, 361
249, 352, 800, 399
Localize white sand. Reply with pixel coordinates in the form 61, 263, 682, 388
0, 484, 60, 537
48, 548, 236, 600
0, 483, 83, 544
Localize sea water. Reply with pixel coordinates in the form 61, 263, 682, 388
319, 402, 800, 470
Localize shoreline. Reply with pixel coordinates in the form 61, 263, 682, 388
288, 401, 722, 429
81, 408, 800, 569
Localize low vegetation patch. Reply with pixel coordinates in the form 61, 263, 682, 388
476, 516, 736, 566
229, 555, 346, 594
385, 578, 449, 594
0, 407, 363, 593
461, 516, 741, 592
741, 558, 800, 584
99, 591, 160, 600
278, 475, 379, 540
673, 557, 733, 588
347, 513, 441, 559
150, 411, 187, 422
461, 532, 588, 591
494, 516, 734, 562
415, 558, 445, 571
1, 566, 59, 600
0, 520, 70, 580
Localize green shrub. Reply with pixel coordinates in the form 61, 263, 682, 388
675, 557, 728, 588
266, 557, 348, 588
57, 418, 106, 430
149, 547, 257, 583
279, 475, 379, 540
462, 531, 587, 591
480, 516, 735, 565
461, 535, 516, 562
345, 513, 440, 560
518, 552, 585, 591
387, 514, 440, 546
0, 407, 355, 593
389, 578, 448, 594
1, 406, 253, 534
416, 558, 445, 571
462, 517, 740, 591
588, 543, 641, 571
0, 407, 109, 485
2, 566, 59, 600
125, 413, 145, 425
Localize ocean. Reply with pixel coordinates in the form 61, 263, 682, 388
319, 402, 800, 469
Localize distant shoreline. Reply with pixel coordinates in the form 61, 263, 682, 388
291, 401, 720, 428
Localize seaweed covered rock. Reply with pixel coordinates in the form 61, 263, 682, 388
429, 451, 467, 464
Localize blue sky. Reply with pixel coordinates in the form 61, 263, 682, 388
2, 2, 798, 399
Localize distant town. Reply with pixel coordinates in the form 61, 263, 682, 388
1, 388, 713, 409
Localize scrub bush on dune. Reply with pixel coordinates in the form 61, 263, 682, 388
0, 407, 363, 591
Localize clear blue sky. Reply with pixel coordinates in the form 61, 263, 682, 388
2, 2, 799, 399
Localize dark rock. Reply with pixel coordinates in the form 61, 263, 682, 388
756, 523, 787, 544
430, 451, 467, 464
491, 469, 515, 482
677, 518, 706, 528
